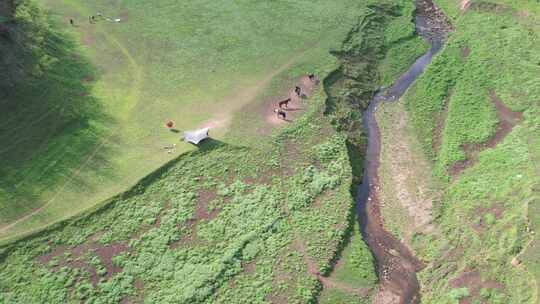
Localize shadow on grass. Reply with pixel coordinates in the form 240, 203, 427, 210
0, 22, 113, 223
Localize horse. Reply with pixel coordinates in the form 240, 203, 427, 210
278, 98, 291, 109
294, 86, 302, 96
274, 108, 286, 120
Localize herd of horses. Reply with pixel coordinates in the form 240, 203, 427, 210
273, 73, 317, 121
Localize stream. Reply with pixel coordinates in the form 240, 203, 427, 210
355, 0, 452, 303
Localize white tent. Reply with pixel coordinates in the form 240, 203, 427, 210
183, 128, 209, 145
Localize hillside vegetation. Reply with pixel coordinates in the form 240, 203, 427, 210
0, 0, 368, 241
404, 0, 540, 303
0, 63, 372, 304
0, 0, 429, 302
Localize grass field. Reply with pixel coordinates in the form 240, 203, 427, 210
403, 0, 540, 302
0, 70, 372, 303
9, 0, 539, 303
0, 0, 433, 302
0, 0, 368, 241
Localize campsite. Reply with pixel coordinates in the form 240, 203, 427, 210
0, 0, 539, 303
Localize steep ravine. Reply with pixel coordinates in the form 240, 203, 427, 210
355, 0, 451, 303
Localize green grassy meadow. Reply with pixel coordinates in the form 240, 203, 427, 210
0, 0, 367, 241
0, 68, 371, 304
403, 0, 540, 303
0, 0, 433, 302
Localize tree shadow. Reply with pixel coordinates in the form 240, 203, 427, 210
0, 16, 112, 223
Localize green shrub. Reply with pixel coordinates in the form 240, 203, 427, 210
448, 287, 469, 303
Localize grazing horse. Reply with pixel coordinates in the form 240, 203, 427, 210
274, 108, 287, 120
294, 86, 302, 96
278, 98, 291, 109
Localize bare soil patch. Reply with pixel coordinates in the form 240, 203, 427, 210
94, 243, 129, 278
460, 0, 471, 12
242, 260, 256, 274
37, 239, 130, 286
195, 189, 219, 220
170, 188, 225, 248
451, 91, 523, 175
449, 269, 504, 304
265, 293, 290, 304
264, 76, 317, 128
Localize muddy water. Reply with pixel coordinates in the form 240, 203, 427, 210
356, 1, 451, 303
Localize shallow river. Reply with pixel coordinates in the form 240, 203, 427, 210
355, 0, 451, 303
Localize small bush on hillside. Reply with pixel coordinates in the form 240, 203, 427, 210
448, 287, 469, 303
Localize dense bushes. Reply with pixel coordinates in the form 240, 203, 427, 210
0, 99, 366, 303
324, 0, 429, 182
0, 0, 55, 88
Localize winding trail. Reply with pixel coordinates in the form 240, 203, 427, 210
355, 0, 451, 303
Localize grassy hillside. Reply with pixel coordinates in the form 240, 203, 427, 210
404, 0, 540, 303
0, 0, 430, 302
0, 0, 105, 226
0, 0, 368, 241
0, 65, 370, 304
